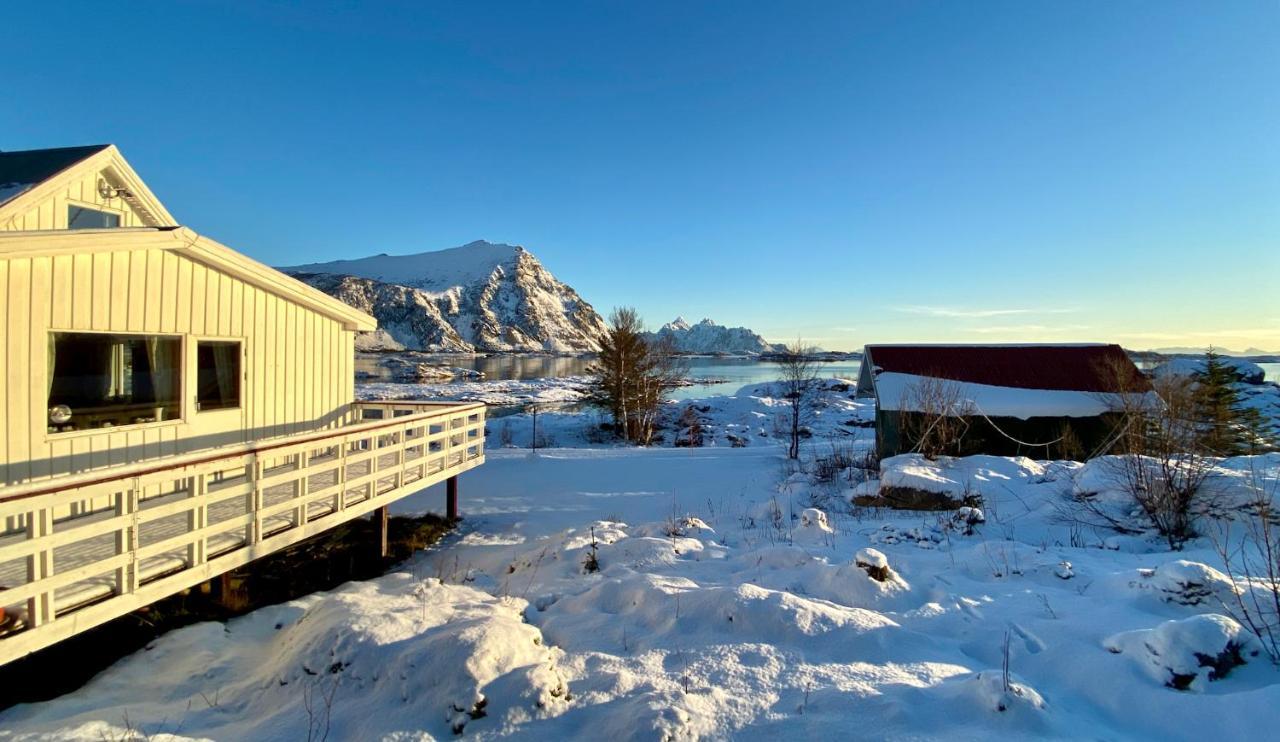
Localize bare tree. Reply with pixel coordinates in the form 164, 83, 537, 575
586, 308, 687, 444
775, 341, 820, 460
897, 375, 975, 460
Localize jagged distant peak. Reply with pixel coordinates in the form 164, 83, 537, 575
649, 316, 784, 355
283, 240, 607, 353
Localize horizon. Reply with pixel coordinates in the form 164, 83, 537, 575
3, 1, 1276, 351
290, 237, 1280, 354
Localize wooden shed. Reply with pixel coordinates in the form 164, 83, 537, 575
0, 145, 486, 663
856, 343, 1150, 460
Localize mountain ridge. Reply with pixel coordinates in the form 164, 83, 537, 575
646, 317, 784, 355
283, 241, 607, 353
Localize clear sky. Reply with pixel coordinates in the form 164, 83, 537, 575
3, 1, 1277, 352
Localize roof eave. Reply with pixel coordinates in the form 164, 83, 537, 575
0, 227, 376, 332
176, 228, 377, 332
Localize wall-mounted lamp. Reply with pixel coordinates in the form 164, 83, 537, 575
97, 178, 132, 200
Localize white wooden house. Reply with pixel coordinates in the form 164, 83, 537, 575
0, 145, 485, 664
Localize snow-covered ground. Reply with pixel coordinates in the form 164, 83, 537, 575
4, 384, 1280, 740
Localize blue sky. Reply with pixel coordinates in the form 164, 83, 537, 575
3, 1, 1277, 351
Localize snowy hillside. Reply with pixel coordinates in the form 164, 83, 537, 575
285, 241, 608, 353
8, 441, 1280, 739
647, 317, 784, 355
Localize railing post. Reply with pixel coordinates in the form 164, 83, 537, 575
294, 451, 309, 526
188, 473, 208, 568
124, 478, 140, 595
114, 488, 128, 598
26, 503, 54, 628
337, 437, 349, 512
249, 456, 264, 546
395, 422, 407, 491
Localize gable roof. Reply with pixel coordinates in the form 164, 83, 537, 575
0, 144, 176, 227
861, 344, 1148, 393
0, 145, 111, 207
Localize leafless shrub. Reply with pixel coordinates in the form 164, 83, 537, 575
811, 438, 860, 484
1210, 461, 1280, 663
898, 376, 975, 460
1097, 363, 1217, 549
583, 526, 600, 574
302, 670, 339, 742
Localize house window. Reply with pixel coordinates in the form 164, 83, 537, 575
197, 341, 241, 411
67, 205, 121, 229
47, 333, 181, 432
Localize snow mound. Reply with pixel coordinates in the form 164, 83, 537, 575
1, 575, 568, 738
876, 454, 1044, 502
943, 669, 1047, 714
537, 575, 901, 663
1105, 614, 1260, 690
1136, 560, 1239, 607
856, 547, 889, 570
794, 507, 835, 546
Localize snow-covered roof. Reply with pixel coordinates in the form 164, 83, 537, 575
861, 343, 1152, 418
872, 372, 1156, 419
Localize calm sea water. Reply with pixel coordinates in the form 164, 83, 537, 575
355, 354, 863, 398
356, 354, 1279, 398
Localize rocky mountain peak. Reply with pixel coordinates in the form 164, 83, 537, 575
283, 241, 607, 353
648, 317, 783, 355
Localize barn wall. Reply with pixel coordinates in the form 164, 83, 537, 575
0, 245, 356, 487
875, 409, 1123, 460
0, 166, 157, 232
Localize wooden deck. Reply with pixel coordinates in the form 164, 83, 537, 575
0, 400, 485, 665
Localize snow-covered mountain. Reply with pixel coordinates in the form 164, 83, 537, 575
646, 317, 784, 355
284, 241, 607, 353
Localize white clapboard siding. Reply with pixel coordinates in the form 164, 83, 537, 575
1, 246, 357, 491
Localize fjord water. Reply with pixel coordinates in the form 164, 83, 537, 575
356, 354, 864, 399
356, 355, 1277, 403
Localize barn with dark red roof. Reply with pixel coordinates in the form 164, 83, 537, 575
856, 344, 1150, 459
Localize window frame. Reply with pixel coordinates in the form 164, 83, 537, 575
44, 329, 187, 440
65, 200, 125, 230
194, 338, 245, 413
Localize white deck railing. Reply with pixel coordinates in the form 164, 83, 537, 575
0, 400, 485, 665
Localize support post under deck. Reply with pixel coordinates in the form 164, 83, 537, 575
374, 505, 389, 558
446, 476, 459, 520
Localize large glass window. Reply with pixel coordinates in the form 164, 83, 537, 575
67, 205, 121, 229
197, 341, 241, 411
47, 333, 181, 432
